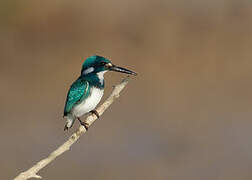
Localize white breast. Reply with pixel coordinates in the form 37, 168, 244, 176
73, 87, 104, 117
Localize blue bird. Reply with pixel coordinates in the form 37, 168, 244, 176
63, 55, 137, 130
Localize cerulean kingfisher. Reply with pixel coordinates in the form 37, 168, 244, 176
63, 55, 137, 130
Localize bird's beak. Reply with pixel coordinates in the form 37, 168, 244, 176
109, 64, 137, 76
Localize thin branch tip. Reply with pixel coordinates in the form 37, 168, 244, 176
123, 75, 130, 82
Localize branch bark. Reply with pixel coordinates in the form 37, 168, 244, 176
14, 76, 131, 180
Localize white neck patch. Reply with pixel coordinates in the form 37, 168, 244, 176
97, 71, 107, 84
83, 67, 94, 74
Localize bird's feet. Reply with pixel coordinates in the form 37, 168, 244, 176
90, 109, 100, 119
64, 125, 69, 131
77, 117, 89, 131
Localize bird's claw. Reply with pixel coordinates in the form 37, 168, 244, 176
64, 125, 68, 131
90, 110, 100, 119
77, 117, 89, 131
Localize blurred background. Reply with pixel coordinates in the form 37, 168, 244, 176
1, 0, 252, 179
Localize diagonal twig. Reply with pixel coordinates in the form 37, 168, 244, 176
14, 76, 131, 180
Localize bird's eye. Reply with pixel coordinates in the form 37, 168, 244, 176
100, 62, 107, 66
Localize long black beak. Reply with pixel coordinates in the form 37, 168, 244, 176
109, 65, 137, 76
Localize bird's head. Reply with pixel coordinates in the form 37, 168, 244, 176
81, 55, 137, 76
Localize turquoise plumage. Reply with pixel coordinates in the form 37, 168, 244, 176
64, 78, 90, 116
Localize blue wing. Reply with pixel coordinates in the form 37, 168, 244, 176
64, 78, 89, 116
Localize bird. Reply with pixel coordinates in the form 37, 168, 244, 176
63, 55, 137, 131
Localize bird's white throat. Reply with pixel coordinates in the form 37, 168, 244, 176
97, 71, 107, 85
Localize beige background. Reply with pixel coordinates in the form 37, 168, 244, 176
1, 0, 252, 179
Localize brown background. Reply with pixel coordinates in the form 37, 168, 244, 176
1, 0, 252, 179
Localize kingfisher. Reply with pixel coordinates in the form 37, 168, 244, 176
63, 55, 137, 131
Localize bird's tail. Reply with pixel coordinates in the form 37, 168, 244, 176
64, 115, 75, 131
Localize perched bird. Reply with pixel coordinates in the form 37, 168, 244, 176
63, 55, 137, 130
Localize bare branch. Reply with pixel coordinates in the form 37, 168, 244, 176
14, 76, 131, 180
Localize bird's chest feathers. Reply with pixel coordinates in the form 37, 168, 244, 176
73, 87, 104, 117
